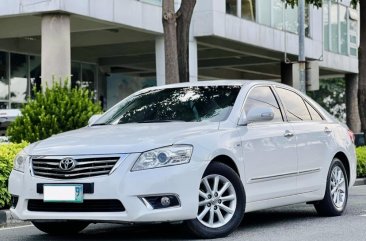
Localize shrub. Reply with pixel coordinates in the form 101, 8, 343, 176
7, 81, 102, 143
356, 146, 366, 178
0, 142, 28, 209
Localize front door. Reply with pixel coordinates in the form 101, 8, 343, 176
240, 86, 298, 202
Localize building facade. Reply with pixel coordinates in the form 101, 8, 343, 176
0, 0, 359, 110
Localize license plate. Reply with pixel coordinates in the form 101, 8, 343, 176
43, 184, 83, 203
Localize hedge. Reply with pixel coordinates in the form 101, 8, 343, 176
356, 146, 366, 178
0, 142, 28, 209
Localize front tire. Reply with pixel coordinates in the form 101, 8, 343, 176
314, 158, 348, 216
186, 162, 245, 239
32, 221, 89, 235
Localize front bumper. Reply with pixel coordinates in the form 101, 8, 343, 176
8, 153, 207, 223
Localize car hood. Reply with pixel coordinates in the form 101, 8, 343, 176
27, 122, 219, 156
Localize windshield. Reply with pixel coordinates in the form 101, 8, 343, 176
93, 85, 241, 125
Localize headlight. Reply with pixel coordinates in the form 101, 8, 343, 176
131, 145, 193, 171
13, 150, 28, 173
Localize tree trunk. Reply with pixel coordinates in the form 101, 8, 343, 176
345, 73, 361, 132
176, 0, 197, 83
358, 1, 366, 134
162, 0, 179, 84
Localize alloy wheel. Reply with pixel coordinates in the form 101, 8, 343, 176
197, 174, 237, 228
330, 166, 346, 209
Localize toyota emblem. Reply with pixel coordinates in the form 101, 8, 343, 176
59, 158, 76, 171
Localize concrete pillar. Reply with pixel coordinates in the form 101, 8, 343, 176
41, 14, 71, 89
345, 73, 361, 132
189, 37, 198, 82
155, 36, 166, 86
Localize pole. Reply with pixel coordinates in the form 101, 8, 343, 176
298, 0, 306, 93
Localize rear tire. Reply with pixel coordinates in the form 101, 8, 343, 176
32, 221, 89, 235
186, 162, 245, 239
314, 158, 348, 216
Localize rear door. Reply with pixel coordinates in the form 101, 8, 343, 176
239, 85, 298, 202
275, 87, 332, 193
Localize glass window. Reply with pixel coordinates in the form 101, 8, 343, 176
276, 88, 311, 121
10, 53, 28, 103
106, 74, 156, 109
339, 5, 348, 55
140, 0, 162, 5
226, 0, 238, 16
323, 0, 330, 50
0, 52, 9, 101
29, 55, 41, 98
257, 0, 271, 26
330, 2, 339, 53
95, 86, 241, 125
244, 86, 283, 122
81, 64, 97, 95
0, 102, 8, 109
71, 62, 81, 88
272, 0, 283, 30
305, 4, 311, 37
284, 4, 298, 33
242, 0, 256, 21
10, 102, 24, 109
305, 102, 323, 121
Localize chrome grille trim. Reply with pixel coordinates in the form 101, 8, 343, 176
31, 155, 128, 179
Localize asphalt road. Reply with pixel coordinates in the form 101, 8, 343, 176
1, 186, 366, 241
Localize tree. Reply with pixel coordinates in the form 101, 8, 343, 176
162, 0, 196, 84
358, 1, 366, 136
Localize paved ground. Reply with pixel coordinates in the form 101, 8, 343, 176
1, 186, 366, 241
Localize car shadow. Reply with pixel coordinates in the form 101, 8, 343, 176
28, 206, 322, 241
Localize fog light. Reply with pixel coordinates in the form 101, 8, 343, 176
141, 194, 180, 209
161, 196, 171, 207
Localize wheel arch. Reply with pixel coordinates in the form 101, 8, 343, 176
334, 152, 350, 185
210, 155, 240, 177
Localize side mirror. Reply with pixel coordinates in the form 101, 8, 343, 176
88, 114, 103, 126
239, 107, 274, 125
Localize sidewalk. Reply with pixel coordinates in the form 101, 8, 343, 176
0, 209, 24, 227
1, 178, 366, 227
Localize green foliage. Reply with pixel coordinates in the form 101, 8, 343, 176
0, 142, 28, 209
307, 78, 345, 122
7, 81, 102, 143
357, 146, 366, 178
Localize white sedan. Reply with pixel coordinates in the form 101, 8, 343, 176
8, 80, 356, 239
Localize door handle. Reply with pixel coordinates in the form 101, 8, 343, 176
324, 127, 332, 134
284, 130, 294, 138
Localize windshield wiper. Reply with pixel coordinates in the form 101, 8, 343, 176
137, 120, 187, 123
91, 123, 109, 126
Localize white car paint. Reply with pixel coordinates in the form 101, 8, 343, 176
8, 80, 356, 224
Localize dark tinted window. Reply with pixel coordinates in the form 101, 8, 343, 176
276, 88, 311, 121
244, 86, 283, 122
305, 102, 323, 121
94, 86, 241, 125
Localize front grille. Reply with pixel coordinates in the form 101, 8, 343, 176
28, 199, 125, 212
32, 156, 120, 179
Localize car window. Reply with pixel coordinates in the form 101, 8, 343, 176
276, 88, 311, 121
305, 101, 323, 121
244, 86, 283, 122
